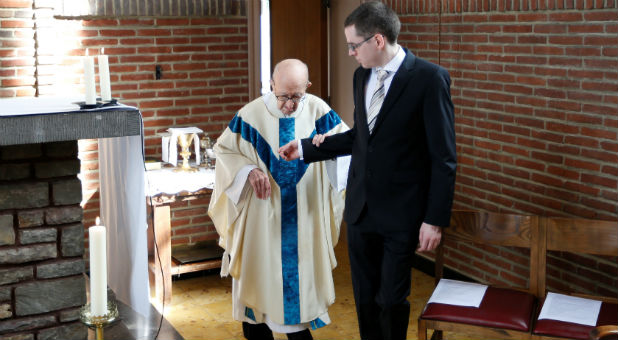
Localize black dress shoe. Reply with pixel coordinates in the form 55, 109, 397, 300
286, 328, 313, 340
242, 322, 274, 340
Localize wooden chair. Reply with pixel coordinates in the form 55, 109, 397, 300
532, 217, 618, 340
589, 325, 618, 340
418, 210, 543, 340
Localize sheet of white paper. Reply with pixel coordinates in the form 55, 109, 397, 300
537, 292, 601, 326
427, 279, 488, 308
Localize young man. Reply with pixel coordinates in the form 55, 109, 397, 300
209, 59, 349, 340
279, 3, 457, 339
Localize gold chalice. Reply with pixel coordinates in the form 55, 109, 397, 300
174, 133, 198, 172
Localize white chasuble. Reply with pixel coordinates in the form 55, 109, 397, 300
208, 93, 348, 330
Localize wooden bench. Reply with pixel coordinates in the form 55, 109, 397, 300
418, 211, 617, 340
418, 210, 542, 340
532, 217, 618, 340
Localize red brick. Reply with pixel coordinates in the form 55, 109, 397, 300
119, 38, 154, 45
82, 38, 119, 46
173, 45, 207, 53
190, 18, 223, 25
137, 29, 171, 36
1, 19, 33, 28
156, 18, 190, 26
0, 0, 32, 7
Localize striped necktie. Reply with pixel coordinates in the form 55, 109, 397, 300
367, 69, 390, 133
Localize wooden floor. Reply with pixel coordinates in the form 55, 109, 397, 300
155, 237, 472, 340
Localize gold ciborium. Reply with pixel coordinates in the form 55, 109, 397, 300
80, 300, 119, 340
174, 133, 198, 172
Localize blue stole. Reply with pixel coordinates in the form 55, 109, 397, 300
229, 110, 341, 327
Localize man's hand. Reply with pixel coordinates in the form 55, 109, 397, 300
417, 222, 442, 252
279, 140, 299, 161
248, 168, 271, 199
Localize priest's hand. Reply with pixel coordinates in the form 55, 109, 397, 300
279, 140, 299, 161
312, 134, 326, 146
248, 168, 271, 199
417, 222, 442, 252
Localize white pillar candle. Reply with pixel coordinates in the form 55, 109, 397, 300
83, 56, 96, 105
98, 54, 111, 102
89, 217, 107, 316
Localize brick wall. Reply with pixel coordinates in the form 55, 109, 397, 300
68, 15, 249, 244
1, 0, 248, 255
393, 0, 617, 296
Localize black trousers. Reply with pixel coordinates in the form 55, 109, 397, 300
242, 322, 313, 340
347, 210, 418, 340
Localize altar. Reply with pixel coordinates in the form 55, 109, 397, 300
0, 96, 160, 339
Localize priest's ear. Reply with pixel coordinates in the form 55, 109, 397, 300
306, 81, 312, 89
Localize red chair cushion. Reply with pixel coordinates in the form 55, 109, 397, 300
533, 301, 618, 340
420, 286, 536, 331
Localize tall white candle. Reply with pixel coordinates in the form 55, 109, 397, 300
83, 55, 96, 105
89, 217, 107, 316
98, 53, 111, 102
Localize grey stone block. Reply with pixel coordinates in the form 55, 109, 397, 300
43, 141, 77, 158
0, 214, 15, 246
15, 276, 86, 316
35, 160, 80, 179
0, 244, 56, 264
0, 315, 55, 333
0, 287, 10, 301
0, 303, 11, 319
59, 307, 81, 322
37, 259, 84, 279
37, 321, 87, 340
0, 163, 30, 180
0, 333, 34, 340
0, 182, 48, 210
0, 267, 33, 285
51, 179, 82, 205
0, 144, 42, 161
45, 206, 82, 225
18, 210, 44, 228
61, 224, 84, 257
19, 228, 57, 245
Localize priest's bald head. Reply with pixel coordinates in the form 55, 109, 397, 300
270, 59, 312, 115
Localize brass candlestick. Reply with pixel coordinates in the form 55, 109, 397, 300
174, 133, 198, 172
80, 300, 119, 340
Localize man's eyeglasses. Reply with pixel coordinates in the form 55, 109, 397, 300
275, 94, 305, 104
347, 35, 374, 52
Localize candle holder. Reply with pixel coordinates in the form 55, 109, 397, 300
200, 134, 216, 169
76, 98, 118, 110
79, 300, 119, 340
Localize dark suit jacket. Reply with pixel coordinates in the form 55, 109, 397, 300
302, 49, 456, 232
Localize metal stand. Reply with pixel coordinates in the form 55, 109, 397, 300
79, 300, 119, 340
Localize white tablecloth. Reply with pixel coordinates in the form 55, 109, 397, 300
99, 135, 150, 318
145, 167, 215, 197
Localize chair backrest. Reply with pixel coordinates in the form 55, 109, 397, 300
539, 217, 618, 300
436, 210, 541, 296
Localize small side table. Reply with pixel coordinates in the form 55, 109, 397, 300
145, 167, 222, 307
